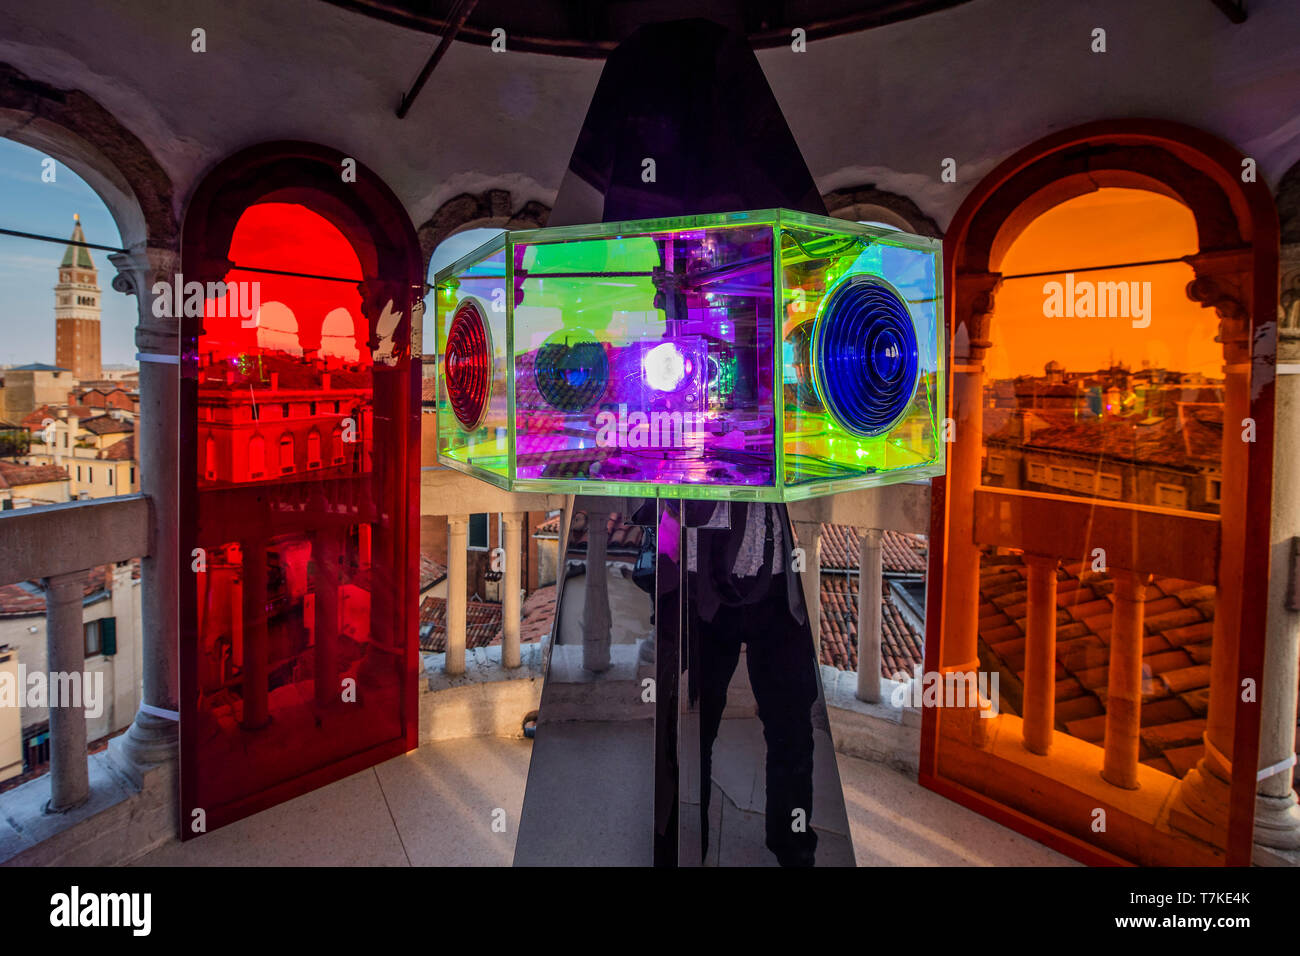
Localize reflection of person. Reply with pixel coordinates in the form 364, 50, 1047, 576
679, 499, 819, 867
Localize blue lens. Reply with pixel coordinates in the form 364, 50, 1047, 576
535, 340, 609, 411
814, 276, 919, 437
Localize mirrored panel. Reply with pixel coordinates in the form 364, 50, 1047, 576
514, 496, 657, 865
673, 499, 856, 866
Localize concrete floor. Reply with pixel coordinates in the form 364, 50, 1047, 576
137, 736, 1077, 866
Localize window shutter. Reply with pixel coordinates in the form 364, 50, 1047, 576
101, 616, 117, 657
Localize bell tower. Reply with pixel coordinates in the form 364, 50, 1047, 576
54, 213, 103, 381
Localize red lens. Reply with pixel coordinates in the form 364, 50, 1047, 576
445, 299, 491, 430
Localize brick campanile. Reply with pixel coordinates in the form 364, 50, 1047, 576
54, 213, 103, 381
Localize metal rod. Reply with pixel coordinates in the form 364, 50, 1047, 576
998, 256, 1187, 281
0, 226, 127, 254
396, 0, 479, 119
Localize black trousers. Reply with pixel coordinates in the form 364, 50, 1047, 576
692, 575, 819, 865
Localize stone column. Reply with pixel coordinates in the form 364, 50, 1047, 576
44, 570, 89, 812
502, 511, 525, 669
445, 515, 468, 676
793, 520, 822, 653
582, 510, 612, 672
856, 528, 883, 702
942, 273, 1000, 745
1022, 554, 1060, 756
1102, 570, 1152, 790
1255, 246, 1300, 856
109, 248, 181, 766
312, 528, 342, 708
241, 540, 270, 730
1171, 254, 1254, 842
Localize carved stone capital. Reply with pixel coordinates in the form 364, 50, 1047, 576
952, 271, 1001, 363
109, 246, 182, 355
1279, 243, 1300, 361
1182, 249, 1254, 357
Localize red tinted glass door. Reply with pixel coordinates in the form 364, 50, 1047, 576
180, 197, 418, 837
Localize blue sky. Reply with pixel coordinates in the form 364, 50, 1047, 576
0, 135, 505, 368
0, 138, 138, 367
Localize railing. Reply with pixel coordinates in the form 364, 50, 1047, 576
971, 486, 1220, 786
788, 479, 932, 704
0, 494, 151, 809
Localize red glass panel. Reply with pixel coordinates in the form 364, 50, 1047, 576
181, 200, 417, 836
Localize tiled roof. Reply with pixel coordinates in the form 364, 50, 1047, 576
419, 596, 503, 652
0, 461, 68, 488
80, 415, 134, 435
818, 524, 927, 574
101, 435, 136, 461
818, 575, 925, 677
534, 509, 644, 556
1021, 414, 1220, 469
0, 561, 138, 618
419, 554, 447, 592
19, 404, 96, 430
976, 553, 1217, 779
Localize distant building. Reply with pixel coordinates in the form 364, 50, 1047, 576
0, 562, 141, 783
53, 215, 102, 382
0, 461, 70, 509
0, 363, 75, 421
21, 411, 138, 500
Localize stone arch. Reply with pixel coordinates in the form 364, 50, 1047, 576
1275, 156, 1300, 336
0, 61, 178, 251
926, 118, 1280, 867
1276, 155, 1300, 246
417, 189, 552, 278
822, 184, 941, 237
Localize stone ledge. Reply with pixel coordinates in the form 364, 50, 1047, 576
0, 736, 175, 867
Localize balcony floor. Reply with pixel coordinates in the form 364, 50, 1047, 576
136, 737, 1077, 866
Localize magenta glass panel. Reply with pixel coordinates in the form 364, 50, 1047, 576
512, 224, 776, 488
181, 201, 416, 836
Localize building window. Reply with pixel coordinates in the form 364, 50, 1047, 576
1155, 483, 1188, 510
306, 430, 322, 469
1069, 468, 1094, 493
108, 470, 114, 486
248, 435, 266, 480
83, 618, 119, 657
1206, 476, 1222, 504
1098, 473, 1122, 499
468, 513, 489, 550
987, 455, 1005, 476
130, 467, 135, 484
76, 466, 82, 481
279, 433, 295, 473
1027, 461, 1046, 483
331, 425, 345, 464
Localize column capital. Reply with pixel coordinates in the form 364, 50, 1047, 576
447, 513, 470, 534
1279, 241, 1300, 362
1181, 248, 1254, 360
108, 246, 182, 355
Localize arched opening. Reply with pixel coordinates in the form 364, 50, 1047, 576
925, 120, 1279, 867
179, 141, 422, 837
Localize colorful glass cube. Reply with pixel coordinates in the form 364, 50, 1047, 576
431, 209, 944, 501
